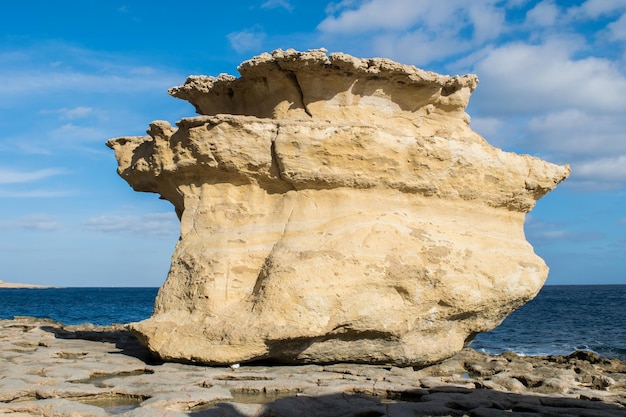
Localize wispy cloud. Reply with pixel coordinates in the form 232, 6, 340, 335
0, 214, 61, 231
527, 225, 605, 243
571, 156, 626, 190
318, 1, 507, 64
49, 123, 107, 143
262, 0, 293, 12
0, 189, 74, 198
525, 215, 605, 243
0, 168, 66, 184
0, 41, 187, 158
0, 141, 53, 156
566, 0, 626, 19
607, 12, 626, 41
524, 109, 626, 159
0, 70, 178, 99
227, 29, 267, 53
320, 0, 435, 34
0, 42, 182, 103
83, 212, 179, 237
0, 168, 72, 199
40, 106, 93, 120
525, 1, 560, 27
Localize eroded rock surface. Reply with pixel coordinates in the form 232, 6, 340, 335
2, 319, 625, 417
107, 49, 570, 366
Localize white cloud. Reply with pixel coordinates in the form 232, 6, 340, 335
83, 212, 179, 237
60, 106, 93, 119
567, 0, 626, 19
261, 0, 293, 11
0, 168, 66, 184
525, 0, 560, 27
325, 1, 360, 15
472, 40, 626, 115
574, 155, 626, 185
317, 1, 521, 66
319, 0, 435, 34
524, 109, 626, 158
318, 1, 506, 40
608, 13, 626, 41
467, 3, 506, 43
371, 30, 471, 66
458, 7, 626, 188
227, 29, 266, 54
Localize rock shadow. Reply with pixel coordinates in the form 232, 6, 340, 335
40, 325, 162, 365
190, 387, 626, 417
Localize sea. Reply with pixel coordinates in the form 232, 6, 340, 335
0, 285, 624, 361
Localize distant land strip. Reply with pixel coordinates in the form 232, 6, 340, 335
0, 280, 53, 289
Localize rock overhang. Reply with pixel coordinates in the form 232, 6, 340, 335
166, 48, 479, 122
107, 49, 570, 366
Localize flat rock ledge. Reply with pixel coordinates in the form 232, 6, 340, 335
2, 318, 625, 417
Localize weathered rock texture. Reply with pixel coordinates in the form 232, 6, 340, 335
107, 49, 570, 366
3, 318, 626, 417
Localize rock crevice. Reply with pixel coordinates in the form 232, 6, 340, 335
107, 49, 569, 366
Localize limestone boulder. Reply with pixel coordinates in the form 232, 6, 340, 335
107, 49, 570, 366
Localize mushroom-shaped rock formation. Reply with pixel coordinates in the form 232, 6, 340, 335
107, 49, 570, 366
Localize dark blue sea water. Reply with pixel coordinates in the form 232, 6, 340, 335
472, 285, 626, 360
0, 285, 624, 360
0, 287, 158, 326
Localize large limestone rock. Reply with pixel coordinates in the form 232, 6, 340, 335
107, 49, 570, 367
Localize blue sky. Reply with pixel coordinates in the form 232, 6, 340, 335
1, 0, 625, 287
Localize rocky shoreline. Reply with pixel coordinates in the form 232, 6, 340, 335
1, 318, 625, 416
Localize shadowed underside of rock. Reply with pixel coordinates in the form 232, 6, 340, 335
107, 49, 570, 366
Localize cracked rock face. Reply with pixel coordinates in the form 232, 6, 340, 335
107, 49, 570, 366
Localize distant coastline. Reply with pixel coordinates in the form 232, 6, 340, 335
0, 280, 53, 289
